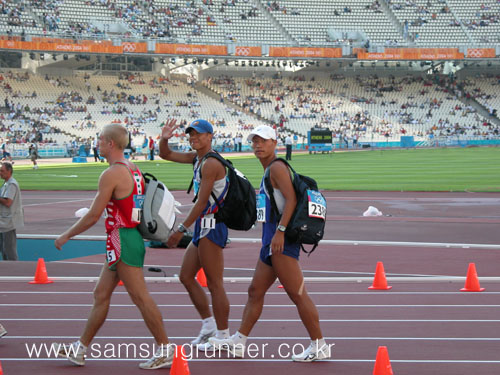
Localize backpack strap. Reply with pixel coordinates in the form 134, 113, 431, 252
300, 243, 319, 256
263, 157, 295, 220
186, 154, 198, 196
142, 173, 159, 233
190, 151, 229, 208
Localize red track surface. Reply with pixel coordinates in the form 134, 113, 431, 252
1, 190, 500, 375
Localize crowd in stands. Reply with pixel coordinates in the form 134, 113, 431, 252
0, 69, 262, 153
0, 65, 499, 158
204, 71, 500, 143
0, 0, 498, 47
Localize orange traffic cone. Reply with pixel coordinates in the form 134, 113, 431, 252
118, 280, 124, 286
170, 345, 190, 375
29, 258, 54, 284
278, 284, 284, 289
0, 359, 3, 375
369, 262, 392, 290
373, 346, 393, 375
460, 263, 485, 292
196, 268, 207, 287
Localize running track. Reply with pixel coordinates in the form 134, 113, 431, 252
1, 190, 500, 375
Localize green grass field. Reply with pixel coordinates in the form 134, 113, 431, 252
13, 147, 500, 192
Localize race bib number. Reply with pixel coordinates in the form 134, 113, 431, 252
131, 208, 142, 223
307, 190, 326, 220
201, 217, 216, 229
256, 194, 266, 222
133, 194, 145, 209
132, 194, 144, 223
106, 250, 117, 264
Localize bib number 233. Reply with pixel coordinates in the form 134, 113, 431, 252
307, 190, 326, 220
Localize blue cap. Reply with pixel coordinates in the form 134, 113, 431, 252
186, 119, 213, 134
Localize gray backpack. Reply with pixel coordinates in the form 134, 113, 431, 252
137, 173, 176, 242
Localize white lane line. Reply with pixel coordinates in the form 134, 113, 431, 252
3, 291, 500, 295
14, 235, 500, 249
4, 335, 500, 340
2, 303, 500, 308
1, 358, 500, 363
324, 196, 500, 202
2, 319, 500, 323
23, 199, 94, 207
3, 276, 500, 283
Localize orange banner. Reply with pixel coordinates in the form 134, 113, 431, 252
466, 48, 496, 58
0, 39, 123, 53
122, 42, 148, 54
155, 43, 227, 55
234, 46, 261, 57
358, 48, 464, 60
270, 47, 342, 58
31, 37, 113, 46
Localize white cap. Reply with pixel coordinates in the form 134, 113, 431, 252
247, 125, 277, 142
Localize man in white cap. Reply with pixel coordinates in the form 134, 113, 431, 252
210, 124, 332, 362
159, 118, 232, 352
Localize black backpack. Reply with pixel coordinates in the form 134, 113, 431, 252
264, 158, 326, 255
188, 152, 257, 231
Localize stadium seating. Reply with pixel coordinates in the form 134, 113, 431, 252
0, 0, 498, 154
0, 0, 497, 46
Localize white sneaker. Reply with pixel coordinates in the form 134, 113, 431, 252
196, 340, 216, 352
208, 336, 245, 358
0, 324, 7, 338
139, 343, 176, 370
53, 341, 86, 366
292, 342, 332, 362
190, 328, 215, 346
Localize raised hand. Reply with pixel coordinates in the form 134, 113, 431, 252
161, 118, 179, 141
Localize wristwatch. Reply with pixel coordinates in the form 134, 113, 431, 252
277, 224, 287, 232
177, 223, 187, 233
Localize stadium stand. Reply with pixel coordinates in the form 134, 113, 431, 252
203, 71, 499, 141
0, 0, 498, 156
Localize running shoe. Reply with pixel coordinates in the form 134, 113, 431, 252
53, 341, 86, 366
208, 336, 245, 358
191, 328, 216, 346
0, 324, 7, 338
291, 342, 332, 362
139, 343, 176, 370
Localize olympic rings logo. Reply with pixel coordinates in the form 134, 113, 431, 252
235, 47, 251, 56
123, 43, 136, 53
467, 49, 483, 58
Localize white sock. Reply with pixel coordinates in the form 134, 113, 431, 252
76, 340, 87, 352
216, 328, 230, 339
202, 316, 216, 332
232, 331, 248, 346
312, 338, 326, 348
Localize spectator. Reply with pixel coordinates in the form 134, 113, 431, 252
284, 133, 292, 160
0, 162, 23, 261
148, 136, 155, 160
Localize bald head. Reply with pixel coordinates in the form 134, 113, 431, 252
101, 124, 128, 150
